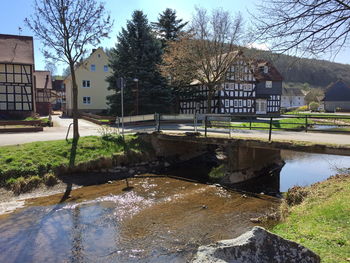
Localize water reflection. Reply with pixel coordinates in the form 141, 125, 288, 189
0, 176, 278, 263
280, 150, 350, 192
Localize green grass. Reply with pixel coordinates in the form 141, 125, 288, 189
208, 164, 225, 182
0, 135, 146, 186
272, 175, 350, 263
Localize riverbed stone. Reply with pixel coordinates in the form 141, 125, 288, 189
192, 226, 320, 263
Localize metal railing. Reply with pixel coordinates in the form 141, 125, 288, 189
108, 113, 350, 141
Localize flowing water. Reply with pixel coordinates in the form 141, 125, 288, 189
0, 150, 349, 262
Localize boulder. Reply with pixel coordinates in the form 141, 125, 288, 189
192, 226, 320, 263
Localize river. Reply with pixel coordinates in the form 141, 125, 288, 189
0, 150, 348, 262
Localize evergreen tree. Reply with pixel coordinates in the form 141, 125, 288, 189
107, 10, 171, 115
152, 8, 188, 42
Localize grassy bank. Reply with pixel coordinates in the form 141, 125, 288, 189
271, 174, 350, 263
0, 135, 150, 193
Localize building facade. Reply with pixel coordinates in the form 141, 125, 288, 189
323, 80, 350, 112
52, 76, 65, 111
0, 34, 35, 118
281, 87, 305, 108
64, 48, 113, 116
179, 55, 283, 116
34, 70, 53, 115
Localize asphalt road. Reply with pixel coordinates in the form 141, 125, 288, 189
1, 115, 350, 147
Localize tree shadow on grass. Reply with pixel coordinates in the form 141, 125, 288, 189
60, 137, 79, 203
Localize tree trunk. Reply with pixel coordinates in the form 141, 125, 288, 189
70, 63, 80, 140
207, 85, 214, 114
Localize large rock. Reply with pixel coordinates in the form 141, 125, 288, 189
192, 226, 320, 263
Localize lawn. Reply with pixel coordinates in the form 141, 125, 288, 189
272, 175, 350, 263
211, 118, 310, 130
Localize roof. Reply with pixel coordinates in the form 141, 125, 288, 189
251, 60, 283, 81
64, 47, 107, 81
323, 80, 350, 101
34, 70, 52, 90
0, 34, 34, 65
282, 87, 304, 97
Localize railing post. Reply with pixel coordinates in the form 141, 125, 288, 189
305, 115, 308, 132
194, 112, 198, 133
154, 113, 158, 131
158, 113, 161, 132
204, 115, 208, 137
268, 117, 273, 141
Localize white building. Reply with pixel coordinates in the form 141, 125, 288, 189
281, 87, 305, 108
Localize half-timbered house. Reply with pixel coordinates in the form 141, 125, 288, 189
179, 52, 283, 116
0, 34, 35, 118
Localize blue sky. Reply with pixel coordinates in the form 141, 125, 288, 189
1, 0, 349, 75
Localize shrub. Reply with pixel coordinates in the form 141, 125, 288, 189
309, 102, 320, 112
25, 176, 42, 191
296, 105, 308, 111
43, 173, 58, 186
285, 186, 308, 206
5, 175, 42, 194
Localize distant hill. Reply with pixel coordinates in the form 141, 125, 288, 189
244, 48, 350, 90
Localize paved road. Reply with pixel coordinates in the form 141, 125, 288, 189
0, 115, 101, 146
1, 116, 350, 147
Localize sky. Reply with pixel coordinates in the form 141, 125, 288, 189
1, 0, 350, 75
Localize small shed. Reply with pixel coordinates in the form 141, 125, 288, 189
323, 80, 350, 112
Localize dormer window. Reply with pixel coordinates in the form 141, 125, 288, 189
259, 65, 269, 74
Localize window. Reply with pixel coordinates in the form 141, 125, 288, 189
82, 80, 90, 88
247, 100, 251, 107
225, 100, 229, 107
90, 64, 96, 72
266, 81, 272, 88
234, 100, 238, 107
238, 99, 242, 107
264, 66, 268, 73
83, 96, 91, 104
104, 65, 108, 72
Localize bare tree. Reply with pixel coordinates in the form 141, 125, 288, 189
165, 8, 243, 112
252, 0, 350, 58
26, 0, 112, 142
45, 61, 56, 76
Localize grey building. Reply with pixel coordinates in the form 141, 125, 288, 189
323, 80, 350, 112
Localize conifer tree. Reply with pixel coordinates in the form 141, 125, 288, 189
107, 10, 171, 115
152, 8, 188, 43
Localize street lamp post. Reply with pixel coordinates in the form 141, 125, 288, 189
133, 78, 139, 115
117, 77, 125, 137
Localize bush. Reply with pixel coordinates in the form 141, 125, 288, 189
5, 175, 42, 195
285, 186, 308, 206
296, 105, 308, 111
25, 176, 42, 191
309, 102, 320, 112
43, 173, 58, 186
